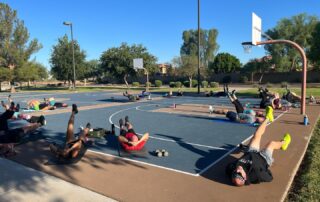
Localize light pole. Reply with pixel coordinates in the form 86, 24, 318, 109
197, 0, 201, 94
63, 21, 76, 90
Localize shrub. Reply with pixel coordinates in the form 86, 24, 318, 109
266, 82, 273, 88
202, 81, 208, 88
132, 82, 140, 87
183, 80, 190, 87
155, 80, 162, 87
169, 82, 175, 88
240, 76, 249, 83
175, 81, 182, 88
210, 82, 219, 88
252, 83, 259, 88
192, 79, 198, 87
281, 81, 289, 88
146, 81, 152, 87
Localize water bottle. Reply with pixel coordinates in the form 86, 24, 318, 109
304, 115, 309, 126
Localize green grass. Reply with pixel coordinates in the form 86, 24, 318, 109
286, 119, 320, 201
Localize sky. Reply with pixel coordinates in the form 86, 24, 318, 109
2, 0, 320, 69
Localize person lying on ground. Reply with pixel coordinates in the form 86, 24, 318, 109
49, 104, 91, 159
225, 118, 291, 186
118, 116, 149, 151
138, 90, 151, 98
177, 88, 183, 96
212, 84, 229, 97
209, 90, 273, 124
44, 97, 68, 108
205, 90, 214, 97
123, 91, 140, 101
0, 103, 46, 156
258, 87, 283, 110
27, 99, 55, 111
1, 100, 49, 124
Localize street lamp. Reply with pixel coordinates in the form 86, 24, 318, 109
63, 21, 76, 90
197, 0, 201, 94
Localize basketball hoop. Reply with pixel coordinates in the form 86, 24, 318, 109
242, 42, 253, 53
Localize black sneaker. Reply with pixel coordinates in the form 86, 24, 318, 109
119, 118, 124, 129
38, 115, 46, 126
15, 104, 20, 112
111, 124, 115, 135
125, 116, 129, 124
231, 90, 236, 96
10, 102, 15, 110
72, 104, 78, 114
86, 122, 91, 129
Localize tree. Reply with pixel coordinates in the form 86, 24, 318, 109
209, 53, 241, 73
180, 29, 219, 68
100, 43, 157, 87
242, 57, 272, 83
308, 22, 320, 68
50, 35, 86, 86
172, 55, 198, 88
0, 67, 12, 91
84, 60, 100, 80
0, 3, 42, 86
264, 13, 318, 71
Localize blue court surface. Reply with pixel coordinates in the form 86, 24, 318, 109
1, 91, 285, 176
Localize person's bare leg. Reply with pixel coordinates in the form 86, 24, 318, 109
22, 123, 42, 134
66, 112, 76, 143
248, 118, 268, 149
263, 140, 284, 155
212, 109, 229, 114
118, 135, 130, 144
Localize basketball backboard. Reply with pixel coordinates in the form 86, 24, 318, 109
252, 12, 262, 45
133, 58, 143, 70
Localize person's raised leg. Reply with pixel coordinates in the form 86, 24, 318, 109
248, 118, 269, 149
66, 104, 78, 143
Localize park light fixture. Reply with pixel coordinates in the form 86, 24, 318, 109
63, 21, 76, 90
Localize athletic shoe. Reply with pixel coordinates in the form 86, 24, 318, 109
86, 122, 91, 129
119, 118, 124, 129
281, 133, 291, 151
38, 115, 46, 126
265, 106, 274, 122
15, 104, 20, 112
125, 116, 129, 124
72, 104, 78, 114
231, 90, 236, 96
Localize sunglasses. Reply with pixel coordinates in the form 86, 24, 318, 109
232, 172, 245, 182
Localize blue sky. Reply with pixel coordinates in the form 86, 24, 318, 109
2, 0, 320, 69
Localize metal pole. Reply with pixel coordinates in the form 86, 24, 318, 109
70, 24, 76, 90
197, 0, 201, 94
256, 40, 307, 115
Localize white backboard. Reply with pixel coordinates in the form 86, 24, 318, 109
252, 12, 262, 45
133, 58, 143, 70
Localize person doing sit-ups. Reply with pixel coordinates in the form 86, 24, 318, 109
118, 116, 149, 151
49, 104, 90, 159
226, 118, 291, 186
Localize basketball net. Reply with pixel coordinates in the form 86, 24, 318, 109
242, 43, 253, 53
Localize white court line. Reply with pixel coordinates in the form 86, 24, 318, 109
87, 149, 199, 177
109, 104, 227, 151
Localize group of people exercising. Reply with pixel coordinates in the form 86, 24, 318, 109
0, 85, 300, 187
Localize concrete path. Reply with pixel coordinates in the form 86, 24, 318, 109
0, 158, 116, 202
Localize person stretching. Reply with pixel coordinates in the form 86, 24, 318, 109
226, 118, 291, 186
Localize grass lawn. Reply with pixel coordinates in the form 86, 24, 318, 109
286, 119, 320, 201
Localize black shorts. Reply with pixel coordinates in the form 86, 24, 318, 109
0, 128, 24, 143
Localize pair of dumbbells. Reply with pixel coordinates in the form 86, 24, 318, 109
155, 149, 169, 157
